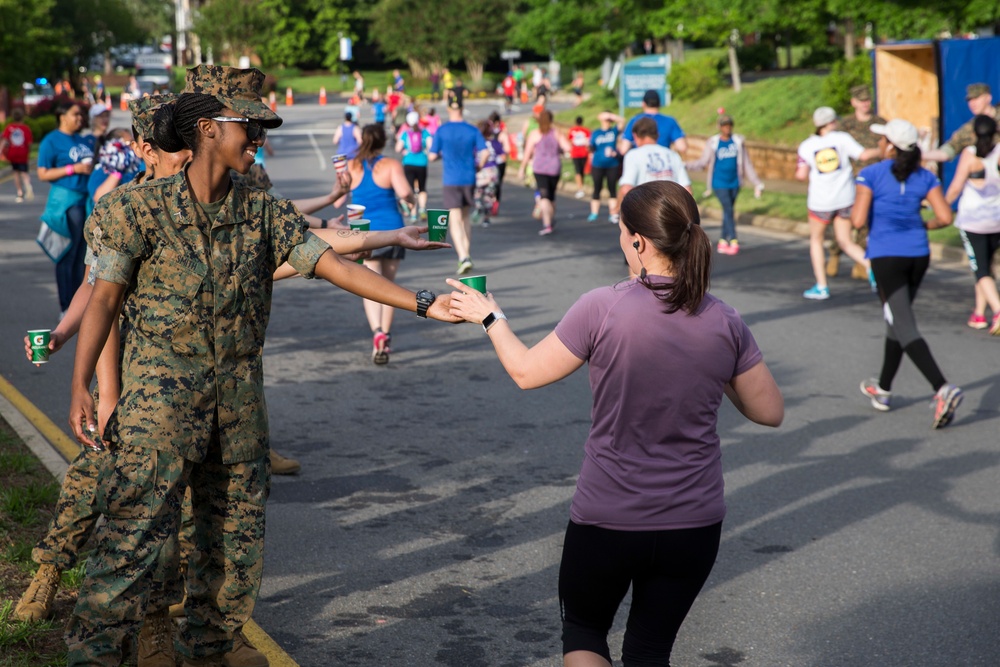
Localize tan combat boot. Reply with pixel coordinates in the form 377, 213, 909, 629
223, 630, 269, 667
269, 450, 300, 475
137, 608, 176, 667
13, 563, 61, 621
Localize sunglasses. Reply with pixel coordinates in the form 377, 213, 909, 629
210, 116, 267, 142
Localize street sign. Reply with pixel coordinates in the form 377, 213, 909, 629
619, 54, 671, 116
500, 50, 521, 60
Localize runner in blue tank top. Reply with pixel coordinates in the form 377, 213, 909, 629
345, 124, 417, 364
334, 112, 361, 158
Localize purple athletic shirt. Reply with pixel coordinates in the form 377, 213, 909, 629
554, 277, 763, 531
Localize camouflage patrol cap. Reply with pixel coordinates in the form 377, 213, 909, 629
183, 65, 282, 128
850, 85, 871, 101
127, 93, 176, 141
966, 83, 991, 100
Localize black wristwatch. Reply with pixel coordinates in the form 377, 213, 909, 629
415, 289, 436, 318
481, 311, 507, 332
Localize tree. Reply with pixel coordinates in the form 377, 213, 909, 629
0, 0, 65, 94
194, 0, 273, 62
508, 0, 640, 69
370, 0, 463, 77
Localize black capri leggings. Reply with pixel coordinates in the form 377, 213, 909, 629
591, 166, 619, 200
559, 520, 721, 666
960, 230, 1000, 281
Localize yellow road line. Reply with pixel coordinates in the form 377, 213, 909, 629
0, 371, 300, 667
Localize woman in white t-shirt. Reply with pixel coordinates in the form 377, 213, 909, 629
944, 114, 1000, 334
796, 107, 880, 300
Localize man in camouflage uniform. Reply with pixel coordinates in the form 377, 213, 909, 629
64, 65, 456, 667
827, 84, 886, 279
923, 83, 999, 164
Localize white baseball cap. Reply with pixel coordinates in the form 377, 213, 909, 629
812, 106, 837, 127
89, 103, 110, 119
406, 111, 420, 127
870, 119, 918, 151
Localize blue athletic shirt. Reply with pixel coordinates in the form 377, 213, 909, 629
373, 101, 387, 123
623, 113, 684, 149
712, 139, 740, 190
351, 156, 404, 231
857, 159, 941, 259
429, 121, 486, 186
590, 127, 620, 169
37, 130, 95, 193
400, 128, 432, 168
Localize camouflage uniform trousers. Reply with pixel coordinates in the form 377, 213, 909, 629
65, 442, 270, 666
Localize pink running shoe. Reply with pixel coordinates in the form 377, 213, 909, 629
967, 313, 987, 330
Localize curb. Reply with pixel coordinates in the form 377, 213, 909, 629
0, 371, 300, 667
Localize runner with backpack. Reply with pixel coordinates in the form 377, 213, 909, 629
395, 110, 432, 221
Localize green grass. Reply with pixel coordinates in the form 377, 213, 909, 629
2, 537, 36, 570
0, 451, 36, 476
690, 180, 808, 222
0, 600, 66, 666
0, 483, 59, 529
555, 74, 822, 148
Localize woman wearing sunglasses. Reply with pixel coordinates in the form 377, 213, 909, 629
64, 65, 460, 667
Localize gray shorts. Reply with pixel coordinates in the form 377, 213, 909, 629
442, 185, 475, 209
809, 207, 853, 224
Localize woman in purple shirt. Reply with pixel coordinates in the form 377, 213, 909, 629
447, 181, 783, 667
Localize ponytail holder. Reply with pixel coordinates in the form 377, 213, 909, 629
65, 164, 76, 176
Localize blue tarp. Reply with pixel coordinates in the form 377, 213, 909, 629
936, 37, 1000, 187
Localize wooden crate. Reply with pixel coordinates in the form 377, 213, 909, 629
874, 43, 940, 144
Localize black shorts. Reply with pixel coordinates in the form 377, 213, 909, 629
590, 166, 619, 199
442, 184, 475, 209
572, 157, 587, 176
559, 520, 721, 663
535, 173, 560, 201
403, 165, 427, 192
959, 230, 1000, 281
10, 162, 28, 172
369, 245, 406, 261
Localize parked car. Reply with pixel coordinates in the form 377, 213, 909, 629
22, 80, 55, 110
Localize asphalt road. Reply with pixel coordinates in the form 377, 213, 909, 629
1, 99, 998, 667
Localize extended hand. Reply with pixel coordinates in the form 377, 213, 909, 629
395, 226, 452, 251
445, 278, 499, 324
427, 293, 464, 323
332, 169, 352, 201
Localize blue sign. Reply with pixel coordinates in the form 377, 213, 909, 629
620, 55, 671, 111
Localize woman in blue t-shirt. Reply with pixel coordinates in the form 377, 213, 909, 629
36, 102, 95, 317
587, 112, 623, 223
851, 119, 963, 428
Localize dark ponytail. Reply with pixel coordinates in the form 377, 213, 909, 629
355, 123, 386, 163
890, 145, 922, 182
152, 93, 224, 155
973, 114, 997, 158
620, 181, 712, 314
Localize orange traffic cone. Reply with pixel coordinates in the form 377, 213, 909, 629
120, 92, 128, 111
285, 87, 293, 106
319, 87, 327, 106
269, 91, 277, 112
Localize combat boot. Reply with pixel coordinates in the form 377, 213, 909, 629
137, 608, 176, 667
269, 450, 300, 475
13, 563, 60, 620
223, 630, 269, 667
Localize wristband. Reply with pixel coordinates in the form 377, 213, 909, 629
110, 171, 122, 180
65, 164, 75, 176
320, 219, 328, 229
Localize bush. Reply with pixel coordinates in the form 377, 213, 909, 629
801, 44, 842, 69
669, 56, 722, 102
822, 51, 872, 113
737, 43, 776, 72
3, 114, 58, 143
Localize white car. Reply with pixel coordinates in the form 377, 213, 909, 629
22, 81, 54, 109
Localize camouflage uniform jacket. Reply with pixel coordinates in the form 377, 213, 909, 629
941, 118, 1000, 161
94, 169, 330, 464
840, 113, 886, 171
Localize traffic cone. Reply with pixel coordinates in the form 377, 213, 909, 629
319, 87, 327, 106
269, 91, 277, 112
285, 87, 293, 106
120, 92, 128, 111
